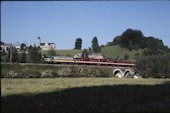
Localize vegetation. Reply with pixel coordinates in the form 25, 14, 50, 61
41, 49, 82, 57
143, 36, 170, 56
124, 54, 129, 60
106, 28, 170, 56
47, 48, 56, 56
20, 51, 26, 63
28, 46, 41, 63
0, 43, 42, 63
136, 54, 170, 78
81, 49, 88, 58
20, 43, 26, 51
1, 64, 113, 78
2, 78, 170, 112
74, 38, 82, 50
92, 37, 100, 53
101, 45, 144, 60
12, 48, 19, 63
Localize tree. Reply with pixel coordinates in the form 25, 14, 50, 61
112, 35, 122, 45
134, 53, 140, 60
88, 47, 92, 53
12, 48, 19, 63
20, 43, 26, 51
74, 38, 82, 50
81, 49, 88, 58
20, 51, 26, 63
136, 54, 170, 78
120, 29, 146, 50
92, 37, 100, 53
29, 47, 41, 63
124, 54, 129, 60
143, 36, 170, 56
48, 48, 56, 56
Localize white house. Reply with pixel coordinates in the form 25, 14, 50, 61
0, 43, 11, 52
36, 36, 56, 50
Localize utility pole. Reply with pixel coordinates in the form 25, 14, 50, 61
10, 43, 12, 64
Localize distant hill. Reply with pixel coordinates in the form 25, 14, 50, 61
41, 45, 144, 60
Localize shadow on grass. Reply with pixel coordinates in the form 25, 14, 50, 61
2, 81, 170, 113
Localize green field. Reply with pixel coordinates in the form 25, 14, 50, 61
2, 78, 170, 112
101, 45, 144, 59
41, 49, 82, 57
41, 45, 144, 60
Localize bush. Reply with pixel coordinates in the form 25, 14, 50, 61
1, 64, 113, 78
136, 54, 170, 78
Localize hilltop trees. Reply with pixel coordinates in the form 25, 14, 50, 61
122, 29, 146, 50
74, 38, 82, 50
92, 37, 100, 53
143, 37, 170, 56
112, 29, 146, 51
106, 28, 170, 56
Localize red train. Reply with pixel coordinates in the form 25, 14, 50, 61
43, 56, 135, 67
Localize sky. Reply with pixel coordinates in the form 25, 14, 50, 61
1, 1, 170, 50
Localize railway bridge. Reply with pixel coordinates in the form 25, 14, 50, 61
112, 66, 140, 78
2, 62, 141, 78
78, 65, 141, 78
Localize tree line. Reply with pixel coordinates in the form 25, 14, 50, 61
0, 44, 42, 63
136, 53, 170, 78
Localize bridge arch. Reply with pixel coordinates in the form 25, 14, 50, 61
113, 69, 123, 78
124, 69, 133, 77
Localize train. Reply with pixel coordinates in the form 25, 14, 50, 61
42, 56, 135, 67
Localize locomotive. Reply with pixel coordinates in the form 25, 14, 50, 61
43, 55, 135, 67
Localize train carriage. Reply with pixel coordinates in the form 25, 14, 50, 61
43, 56, 135, 67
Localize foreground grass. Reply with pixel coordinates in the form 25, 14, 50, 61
2, 78, 169, 96
2, 78, 170, 112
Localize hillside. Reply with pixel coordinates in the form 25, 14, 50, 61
41, 49, 82, 57
101, 45, 144, 60
41, 45, 144, 60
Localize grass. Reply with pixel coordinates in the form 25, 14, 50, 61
41, 49, 82, 57
1, 78, 170, 112
2, 78, 169, 96
101, 45, 144, 59
41, 45, 144, 60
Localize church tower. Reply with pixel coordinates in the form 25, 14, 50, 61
36, 36, 41, 47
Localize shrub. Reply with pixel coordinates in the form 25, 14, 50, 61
136, 53, 170, 78
1, 64, 113, 78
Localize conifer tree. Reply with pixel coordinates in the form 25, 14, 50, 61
91, 37, 100, 53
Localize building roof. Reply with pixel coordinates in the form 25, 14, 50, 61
37, 36, 41, 39
40, 43, 55, 46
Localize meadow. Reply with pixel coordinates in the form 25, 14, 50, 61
2, 78, 170, 113
40, 45, 144, 60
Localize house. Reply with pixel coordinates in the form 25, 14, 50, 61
74, 53, 104, 59
0, 43, 11, 52
36, 36, 56, 50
